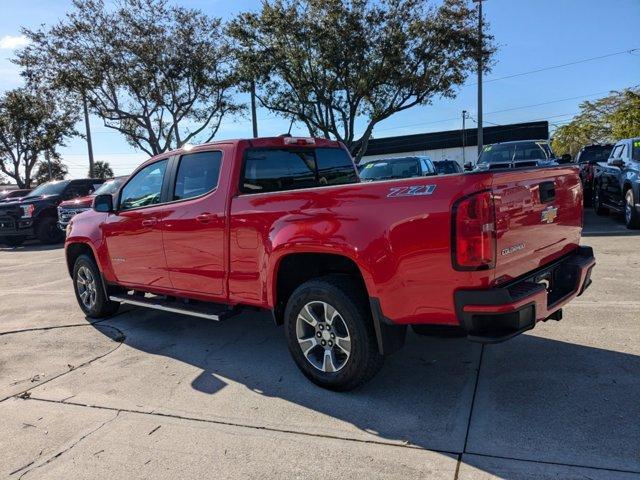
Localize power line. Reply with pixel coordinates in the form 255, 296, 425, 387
375, 90, 609, 134
465, 48, 639, 86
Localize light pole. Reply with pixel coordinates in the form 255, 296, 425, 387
462, 110, 467, 165
473, 0, 484, 155
82, 94, 95, 178
250, 80, 259, 138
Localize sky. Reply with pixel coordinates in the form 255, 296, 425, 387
0, 0, 639, 179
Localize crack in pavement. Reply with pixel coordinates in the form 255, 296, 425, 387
1, 323, 127, 403
11, 411, 121, 479
23, 396, 458, 455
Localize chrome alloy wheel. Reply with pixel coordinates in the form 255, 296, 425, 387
76, 265, 97, 310
296, 301, 351, 373
625, 192, 633, 225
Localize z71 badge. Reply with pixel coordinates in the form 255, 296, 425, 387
387, 184, 437, 198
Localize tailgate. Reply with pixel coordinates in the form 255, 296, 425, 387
491, 167, 583, 284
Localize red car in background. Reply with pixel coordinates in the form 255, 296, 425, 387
575, 144, 613, 204
58, 176, 127, 232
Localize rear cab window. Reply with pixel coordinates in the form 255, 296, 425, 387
241, 147, 357, 194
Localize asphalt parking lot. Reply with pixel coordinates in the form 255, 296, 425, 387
1, 210, 638, 479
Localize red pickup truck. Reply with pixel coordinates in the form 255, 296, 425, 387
65, 136, 595, 390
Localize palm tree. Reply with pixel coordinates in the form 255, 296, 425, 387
92, 161, 114, 179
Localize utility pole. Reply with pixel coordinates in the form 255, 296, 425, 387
250, 80, 258, 138
45, 149, 52, 181
82, 94, 95, 178
462, 110, 467, 165
473, 0, 484, 155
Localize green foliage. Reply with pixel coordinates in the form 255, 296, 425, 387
0, 88, 78, 188
17, 0, 241, 156
92, 161, 114, 180
33, 157, 69, 185
228, 0, 495, 162
552, 87, 640, 156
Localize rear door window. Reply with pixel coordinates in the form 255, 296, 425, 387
173, 151, 222, 201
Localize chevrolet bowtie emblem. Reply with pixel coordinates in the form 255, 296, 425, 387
541, 205, 558, 224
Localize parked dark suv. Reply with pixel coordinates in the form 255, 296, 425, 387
575, 144, 613, 204
473, 140, 569, 171
0, 178, 104, 247
593, 137, 640, 229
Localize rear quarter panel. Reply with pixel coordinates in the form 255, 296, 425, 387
229, 173, 494, 325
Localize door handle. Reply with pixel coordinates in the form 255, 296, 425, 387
196, 213, 217, 224
141, 217, 158, 227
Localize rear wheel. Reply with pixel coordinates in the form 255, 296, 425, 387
624, 189, 640, 229
73, 254, 120, 318
593, 187, 608, 216
0, 236, 26, 247
36, 217, 64, 244
284, 275, 383, 391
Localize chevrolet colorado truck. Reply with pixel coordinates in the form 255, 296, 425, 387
65, 136, 595, 390
0, 178, 103, 247
593, 137, 640, 229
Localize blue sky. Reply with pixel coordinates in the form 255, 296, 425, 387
0, 0, 639, 178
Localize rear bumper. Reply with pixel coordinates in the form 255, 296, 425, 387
454, 246, 595, 343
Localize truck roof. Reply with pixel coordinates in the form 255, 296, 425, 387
140, 136, 344, 169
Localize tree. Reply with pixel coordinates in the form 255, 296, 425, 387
17, 0, 240, 157
228, 0, 494, 162
33, 157, 69, 185
92, 161, 114, 180
0, 88, 78, 188
552, 87, 640, 157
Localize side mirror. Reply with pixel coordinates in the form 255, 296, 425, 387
464, 162, 474, 171
559, 153, 572, 164
93, 194, 114, 213
610, 158, 625, 168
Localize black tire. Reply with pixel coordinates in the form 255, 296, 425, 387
624, 189, 640, 229
36, 217, 64, 244
0, 236, 26, 247
284, 275, 383, 391
593, 187, 608, 216
72, 254, 120, 318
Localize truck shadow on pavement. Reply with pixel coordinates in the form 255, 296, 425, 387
91, 308, 639, 474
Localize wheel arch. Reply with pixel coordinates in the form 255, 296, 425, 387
65, 241, 98, 277
270, 251, 372, 326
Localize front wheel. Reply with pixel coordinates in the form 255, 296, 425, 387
37, 217, 64, 244
284, 275, 383, 391
624, 189, 640, 229
73, 254, 120, 318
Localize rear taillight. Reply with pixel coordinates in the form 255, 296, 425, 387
452, 190, 496, 270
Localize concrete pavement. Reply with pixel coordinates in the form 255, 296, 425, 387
1, 211, 638, 479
